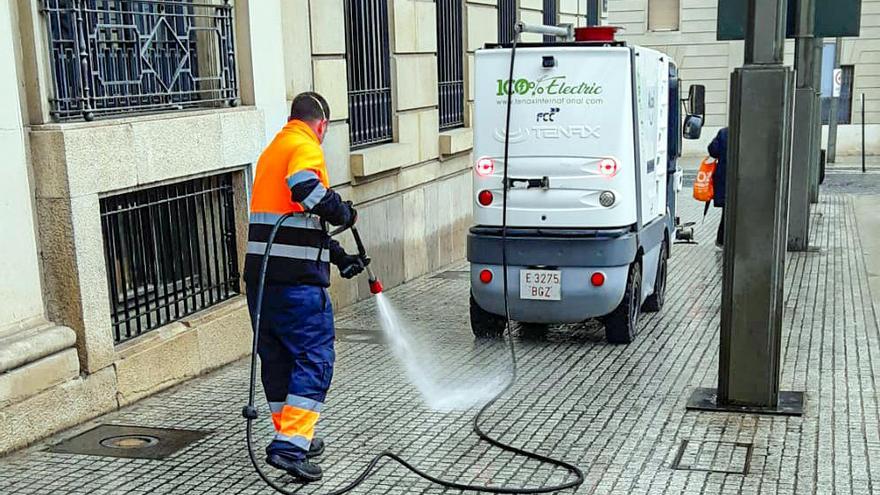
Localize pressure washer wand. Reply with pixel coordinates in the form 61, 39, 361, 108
350, 226, 383, 294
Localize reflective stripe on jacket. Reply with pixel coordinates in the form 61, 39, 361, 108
244, 120, 352, 287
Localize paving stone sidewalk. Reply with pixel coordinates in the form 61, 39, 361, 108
1, 190, 879, 494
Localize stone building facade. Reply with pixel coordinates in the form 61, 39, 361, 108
0, 0, 592, 454
607, 0, 880, 156
2, 0, 874, 456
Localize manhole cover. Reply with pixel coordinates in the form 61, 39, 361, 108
47, 424, 210, 460
100, 434, 160, 449
431, 271, 469, 280
671, 440, 753, 475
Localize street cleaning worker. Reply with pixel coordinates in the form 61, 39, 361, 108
708, 127, 728, 249
244, 92, 364, 482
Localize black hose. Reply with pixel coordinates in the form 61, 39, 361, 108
243, 30, 584, 495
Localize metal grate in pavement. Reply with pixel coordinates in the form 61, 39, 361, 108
46, 425, 210, 460
671, 440, 753, 475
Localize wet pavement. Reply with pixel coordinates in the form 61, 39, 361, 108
1, 183, 879, 494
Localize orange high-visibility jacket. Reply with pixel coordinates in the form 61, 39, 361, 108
244, 120, 352, 287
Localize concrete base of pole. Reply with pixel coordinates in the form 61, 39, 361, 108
686, 387, 805, 416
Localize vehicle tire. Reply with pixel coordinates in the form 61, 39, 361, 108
603, 261, 642, 344
643, 241, 668, 313
470, 294, 507, 339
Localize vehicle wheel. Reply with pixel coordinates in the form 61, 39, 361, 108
643, 241, 668, 313
470, 295, 507, 339
603, 261, 642, 344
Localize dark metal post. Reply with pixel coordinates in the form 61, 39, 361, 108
587, 0, 600, 26
687, 0, 804, 416
809, 39, 824, 204
787, 0, 819, 250
864, 93, 868, 173
827, 39, 842, 163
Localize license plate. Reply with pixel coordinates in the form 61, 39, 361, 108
520, 269, 561, 301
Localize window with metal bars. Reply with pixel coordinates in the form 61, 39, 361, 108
437, 0, 465, 131
498, 0, 517, 43
345, 0, 394, 149
40, 0, 239, 122
100, 173, 240, 344
543, 0, 558, 42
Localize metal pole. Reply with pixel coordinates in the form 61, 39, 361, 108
809, 39, 824, 204
864, 93, 867, 173
787, 37, 818, 251
687, 0, 804, 415
587, 0, 600, 26
827, 39, 842, 163
515, 21, 573, 39
787, 0, 818, 250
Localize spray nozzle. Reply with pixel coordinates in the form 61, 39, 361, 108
367, 266, 383, 294
350, 226, 384, 295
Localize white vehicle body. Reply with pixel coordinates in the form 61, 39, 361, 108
469, 41, 683, 330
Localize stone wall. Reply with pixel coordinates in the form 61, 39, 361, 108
0, 0, 566, 455
0, 0, 45, 332
607, 0, 880, 155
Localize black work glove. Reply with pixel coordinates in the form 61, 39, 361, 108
343, 201, 358, 229
337, 254, 365, 279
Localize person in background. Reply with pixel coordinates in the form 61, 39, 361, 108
708, 127, 728, 249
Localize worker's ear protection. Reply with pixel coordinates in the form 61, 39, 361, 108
307, 94, 329, 141
307, 94, 327, 122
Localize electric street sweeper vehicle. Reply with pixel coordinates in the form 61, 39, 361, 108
468, 27, 705, 344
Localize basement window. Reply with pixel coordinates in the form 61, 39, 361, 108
100, 173, 241, 344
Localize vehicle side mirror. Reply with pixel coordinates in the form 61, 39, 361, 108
683, 114, 703, 140
688, 84, 706, 117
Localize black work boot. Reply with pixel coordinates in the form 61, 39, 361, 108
307, 437, 325, 458
266, 454, 323, 482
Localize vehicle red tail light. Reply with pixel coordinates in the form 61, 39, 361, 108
479, 269, 493, 284
599, 158, 619, 178
475, 157, 495, 177
478, 190, 493, 206
591, 272, 606, 287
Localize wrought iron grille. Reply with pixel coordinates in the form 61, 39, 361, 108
100, 173, 240, 344
345, 0, 393, 149
543, 0, 557, 42
498, 0, 517, 43
41, 0, 239, 121
437, 0, 464, 131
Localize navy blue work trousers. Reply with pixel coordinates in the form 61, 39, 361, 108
246, 283, 335, 460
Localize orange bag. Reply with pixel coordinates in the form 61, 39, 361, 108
692, 157, 716, 202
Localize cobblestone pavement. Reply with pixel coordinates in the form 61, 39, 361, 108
2, 190, 880, 495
